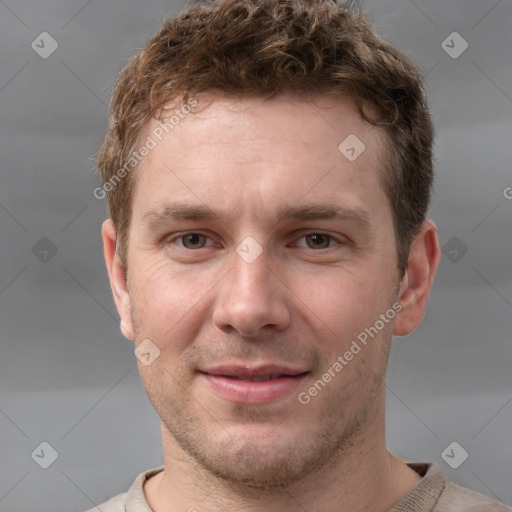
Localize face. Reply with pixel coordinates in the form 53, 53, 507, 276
106, 93, 412, 487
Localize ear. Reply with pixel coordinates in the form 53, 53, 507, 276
393, 220, 440, 337
102, 219, 134, 340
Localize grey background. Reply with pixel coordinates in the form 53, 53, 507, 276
0, 0, 511, 511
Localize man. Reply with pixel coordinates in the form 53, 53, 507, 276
90, 0, 511, 510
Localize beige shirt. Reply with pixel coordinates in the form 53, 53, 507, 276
85, 462, 511, 512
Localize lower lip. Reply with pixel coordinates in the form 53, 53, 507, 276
201, 373, 308, 404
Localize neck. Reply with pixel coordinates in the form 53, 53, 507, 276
144, 398, 421, 512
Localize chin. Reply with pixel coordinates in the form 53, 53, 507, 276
190, 428, 338, 489
206, 443, 312, 488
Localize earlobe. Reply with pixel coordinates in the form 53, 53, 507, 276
120, 320, 134, 340
393, 221, 440, 337
101, 219, 135, 340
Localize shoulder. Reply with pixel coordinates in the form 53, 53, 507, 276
433, 479, 511, 512
80, 465, 164, 512
83, 492, 127, 512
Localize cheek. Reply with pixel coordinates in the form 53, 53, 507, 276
129, 258, 217, 348
291, 268, 383, 338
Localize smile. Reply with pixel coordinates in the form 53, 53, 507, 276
198, 365, 310, 404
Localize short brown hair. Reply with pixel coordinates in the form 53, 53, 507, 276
96, 0, 434, 278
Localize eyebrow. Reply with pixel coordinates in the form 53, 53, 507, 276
141, 202, 373, 231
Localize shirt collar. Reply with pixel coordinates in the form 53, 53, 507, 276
125, 462, 446, 512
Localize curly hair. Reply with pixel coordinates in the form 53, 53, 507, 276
96, 0, 434, 277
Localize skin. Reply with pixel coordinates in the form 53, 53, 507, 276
102, 92, 440, 512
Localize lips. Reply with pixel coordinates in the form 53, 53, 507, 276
227, 374, 288, 382
199, 364, 309, 404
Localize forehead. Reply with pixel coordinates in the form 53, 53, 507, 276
146, 92, 384, 152
131, 92, 390, 223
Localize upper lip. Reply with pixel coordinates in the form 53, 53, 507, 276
200, 364, 309, 379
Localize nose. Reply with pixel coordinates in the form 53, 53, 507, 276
212, 247, 291, 337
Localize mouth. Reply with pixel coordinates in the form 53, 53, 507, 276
217, 373, 302, 382
198, 365, 310, 404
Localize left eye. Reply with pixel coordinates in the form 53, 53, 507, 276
177, 233, 211, 249
295, 233, 338, 249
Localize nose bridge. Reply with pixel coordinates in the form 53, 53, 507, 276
231, 246, 272, 296
222, 240, 278, 315
212, 244, 290, 335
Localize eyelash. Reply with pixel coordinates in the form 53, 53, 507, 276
164, 231, 344, 251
